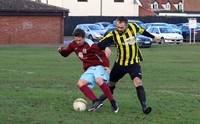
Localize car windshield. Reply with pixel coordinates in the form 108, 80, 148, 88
160, 27, 175, 33
102, 23, 110, 27
169, 24, 178, 29
106, 24, 115, 30
88, 25, 103, 30
152, 24, 168, 26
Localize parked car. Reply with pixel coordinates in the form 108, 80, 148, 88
147, 26, 183, 44
95, 22, 111, 29
144, 22, 169, 29
144, 23, 181, 34
136, 35, 152, 48
177, 23, 200, 42
74, 24, 106, 42
168, 24, 182, 35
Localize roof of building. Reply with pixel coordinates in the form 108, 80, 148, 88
140, 0, 182, 11
153, 0, 182, 4
184, 0, 200, 12
150, 0, 182, 4
139, 0, 152, 9
0, 0, 69, 16
139, 6, 156, 16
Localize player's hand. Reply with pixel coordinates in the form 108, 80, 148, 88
153, 36, 161, 43
57, 46, 63, 53
104, 67, 111, 73
104, 47, 112, 58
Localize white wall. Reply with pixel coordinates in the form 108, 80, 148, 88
102, 0, 139, 16
63, 0, 100, 16
46, 0, 63, 7
38, 0, 139, 16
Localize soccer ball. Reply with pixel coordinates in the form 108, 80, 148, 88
73, 98, 87, 112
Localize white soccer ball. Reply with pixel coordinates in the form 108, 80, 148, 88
73, 98, 87, 112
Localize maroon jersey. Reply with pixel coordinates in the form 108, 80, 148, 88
59, 39, 109, 70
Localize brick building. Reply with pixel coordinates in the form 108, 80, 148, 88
139, 0, 183, 16
184, 0, 200, 12
139, 0, 200, 16
0, 0, 69, 44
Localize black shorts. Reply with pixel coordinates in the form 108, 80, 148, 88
110, 63, 142, 82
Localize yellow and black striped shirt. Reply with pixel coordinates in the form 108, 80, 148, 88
98, 23, 154, 66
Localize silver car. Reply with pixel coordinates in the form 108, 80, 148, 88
147, 26, 183, 44
95, 22, 111, 29
74, 24, 106, 42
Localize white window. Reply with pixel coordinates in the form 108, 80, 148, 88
178, 2, 183, 11
151, 2, 158, 10
166, 2, 171, 10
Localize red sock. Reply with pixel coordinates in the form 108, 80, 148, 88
79, 85, 97, 102
100, 83, 113, 101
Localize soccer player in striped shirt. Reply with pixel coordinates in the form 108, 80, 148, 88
97, 17, 160, 114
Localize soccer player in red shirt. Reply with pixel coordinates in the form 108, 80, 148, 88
58, 29, 118, 113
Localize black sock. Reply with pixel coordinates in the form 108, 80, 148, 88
98, 86, 115, 102
136, 86, 147, 109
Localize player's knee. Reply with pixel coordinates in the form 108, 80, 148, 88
95, 78, 104, 86
77, 80, 87, 88
133, 77, 142, 87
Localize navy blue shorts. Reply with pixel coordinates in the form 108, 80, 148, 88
110, 63, 142, 82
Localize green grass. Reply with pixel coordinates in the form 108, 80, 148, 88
0, 44, 200, 124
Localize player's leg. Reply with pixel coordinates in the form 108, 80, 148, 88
94, 65, 119, 113
78, 68, 102, 111
96, 78, 114, 101
95, 77, 118, 113
133, 77, 152, 114
98, 63, 126, 102
77, 79, 97, 102
128, 63, 152, 114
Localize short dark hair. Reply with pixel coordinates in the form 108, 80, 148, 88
73, 28, 85, 38
116, 16, 128, 24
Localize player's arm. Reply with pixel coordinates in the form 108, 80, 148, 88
57, 43, 74, 57
97, 32, 114, 50
130, 23, 160, 42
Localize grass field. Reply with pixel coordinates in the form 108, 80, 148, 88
0, 44, 200, 124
